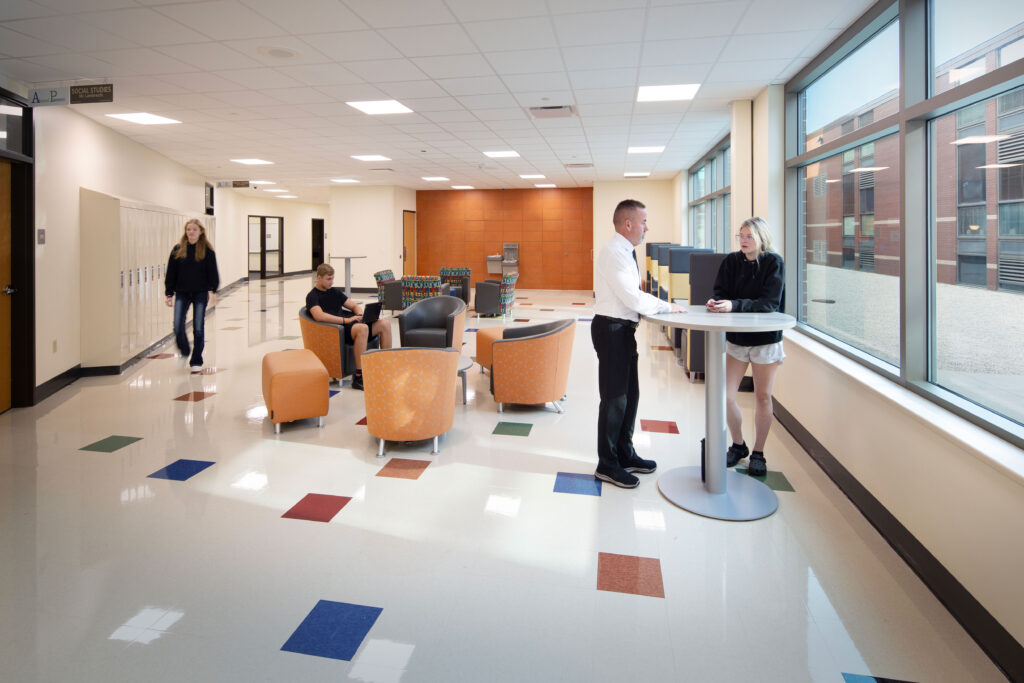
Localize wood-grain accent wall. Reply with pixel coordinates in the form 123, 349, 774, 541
415, 188, 593, 290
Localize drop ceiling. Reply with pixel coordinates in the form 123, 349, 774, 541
0, 0, 874, 204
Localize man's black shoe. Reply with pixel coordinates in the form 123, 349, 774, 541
748, 451, 767, 477
621, 455, 657, 473
352, 374, 364, 391
726, 441, 749, 468
595, 466, 639, 489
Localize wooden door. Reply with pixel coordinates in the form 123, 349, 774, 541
0, 160, 11, 413
402, 210, 416, 276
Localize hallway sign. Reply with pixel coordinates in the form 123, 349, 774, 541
29, 84, 113, 106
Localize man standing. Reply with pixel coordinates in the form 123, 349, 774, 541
306, 263, 392, 390
592, 200, 683, 488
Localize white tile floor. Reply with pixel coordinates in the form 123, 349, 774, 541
0, 275, 1006, 682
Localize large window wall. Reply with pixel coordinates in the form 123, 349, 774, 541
688, 141, 730, 252
787, 0, 1024, 443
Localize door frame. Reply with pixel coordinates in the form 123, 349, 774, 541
247, 214, 285, 278
402, 210, 416, 276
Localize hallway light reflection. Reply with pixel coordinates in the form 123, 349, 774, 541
485, 494, 521, 518
231, 471, 268, 491
633, 508, 666, 531
109, 607, 184, 644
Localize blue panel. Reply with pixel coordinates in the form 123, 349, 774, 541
329, 390, 340, 398
554, 472, 602, 496
147, 459, 215, 481
281, 600, 383, 661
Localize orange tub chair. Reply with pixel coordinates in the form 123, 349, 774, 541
489, 319, 575, 413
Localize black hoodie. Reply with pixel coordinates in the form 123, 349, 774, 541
712, 250, 785, 347
165, 242, 219, 297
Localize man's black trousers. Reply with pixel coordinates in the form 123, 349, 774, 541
591, 314, 639, 471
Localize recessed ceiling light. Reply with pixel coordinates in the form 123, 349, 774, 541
452, 185, 474, 190
231, 158, 273, 165
636, 84, 700, 102
850, 166, 889, 172
535, 183, 556, 188
978, 163, 1022, 169
331, 178, 359, 183
422, 176, 449, 181
628, 146, 665, 154
264, 188, 287, 193
249, 180, 275, 185
951, 135, 1010, 145
352, 154, 391, 161
106, 112, 180, 125
484, 150, 519, 158
520, 174, 545, 179
624, 172, 650, 177
277, 195, 297, 199
346, 100, 413, 115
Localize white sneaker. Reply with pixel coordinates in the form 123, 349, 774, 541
190, 365, 203, 374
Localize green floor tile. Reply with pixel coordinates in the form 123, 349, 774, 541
493, 422, 532, 437
80, 435, 143, 453
736, 468, 795, 492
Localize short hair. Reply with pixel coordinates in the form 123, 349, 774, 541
613, 199, 646, 228
316, 263, 335, 277
739, 216, 774, 256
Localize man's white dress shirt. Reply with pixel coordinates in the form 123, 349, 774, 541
593, 232, 672, 322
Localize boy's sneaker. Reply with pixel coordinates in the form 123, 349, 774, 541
748, 452, 767, 477
190, 365, 202, 374
595, 466, 639, 489
351, 373, 364, 391
620, 454, 657, 473
726, 441, 749, 467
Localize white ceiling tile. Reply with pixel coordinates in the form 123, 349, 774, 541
707, 59, 791, 82
5, 15, 138, 51
513, 90, 574, 107
379, 24, 477, 57
573, 87, 635, 104
645, 2, 748, 41
456, 93, 519, 109
437, 76, 507, 96
422, 110, 476, 123
736, 0, 839, 34
484, 48, 563, 75
159, 71, 249, 93
0, 1, 53, 21
695, 81, 766, 99
400, 96, 463, 112
443, 0, 548, 22
109, 76, 186, 96
722, 30, 827, 61
153, 92, 229, 109
239, 0, 368, 33
641, 37, 728, 66
577, 102, 633, 117
0, 25, 63, 57
301, 31, 402, 62
412, 54, 494, 79
207, 89, 282, 107
464, 17, 558, 52
277, 63, 363, 86
157, 43, 262, 71
0, 57, 63, 81
155, 0, 285, 41
553, 10, 645, 47
379, 80, 450, 99
441, 121, 491, 133
30, 0, 131, 12
502, 72, 570, 93
569, 67, 637, 90
639, 63, 711, 85
79, 7, 207, 46
262, 87, 337, 104
314, 83, 391, 101
222, 37, 332, 66
475, 108, 528, 121
634, 100, 691, 115
215, 67, 296, 89
562, 44, 641, 71
343, 0, 456, 28
346, 59, 427, 83
90, 48, 194, 76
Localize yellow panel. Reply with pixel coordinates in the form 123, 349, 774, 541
670, 274, 689, 302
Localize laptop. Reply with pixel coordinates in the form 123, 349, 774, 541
360, 301, 382, 327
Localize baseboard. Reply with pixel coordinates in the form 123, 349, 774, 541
773, 399, 1023, 683
33, 365, 81, 404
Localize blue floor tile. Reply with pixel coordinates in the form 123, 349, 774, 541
329, 390, 340, 398
554, 472, 602, 496
843, 675, 917, 683
148, 459, 215, 481
281, 600, 382, 661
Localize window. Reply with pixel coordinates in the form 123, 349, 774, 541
934, 0, 1024, 95
688, 142, 731, 250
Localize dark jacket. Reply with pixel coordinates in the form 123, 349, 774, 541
165, 243, 219, 296
712, 250, 785, 346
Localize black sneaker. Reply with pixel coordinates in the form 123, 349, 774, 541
595, 466, 639, 489
620, 455, 657, 473
748, 452, 767, 477
351, 374, 364, 391
726, 441, 749, 468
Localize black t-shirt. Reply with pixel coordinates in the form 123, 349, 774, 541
305, 287, 351, 318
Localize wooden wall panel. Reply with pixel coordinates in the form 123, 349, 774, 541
416, 188, 593, 290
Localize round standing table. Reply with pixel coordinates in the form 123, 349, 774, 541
643, 306, 795, 521
328, 255, 367, 297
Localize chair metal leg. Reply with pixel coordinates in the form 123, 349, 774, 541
498, 402, 503, 413
275, 423, 281, 434
317, 416, 325, 428
377, 438, 386, 457
432, 436, 439, 454
552, 401, 564, 414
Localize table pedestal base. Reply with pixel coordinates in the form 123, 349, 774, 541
658, 466, 778, 521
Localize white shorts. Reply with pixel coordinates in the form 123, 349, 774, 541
726, 340, 785, 365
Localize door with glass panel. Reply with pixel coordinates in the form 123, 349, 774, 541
247, 215, 284, 278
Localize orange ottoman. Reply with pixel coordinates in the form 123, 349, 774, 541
262, 349, 329, 433
475, 326, 506, 372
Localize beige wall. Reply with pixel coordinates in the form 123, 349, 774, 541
592, 179, 679, 285
753, 85, 786, 252
328, 185, 413, 289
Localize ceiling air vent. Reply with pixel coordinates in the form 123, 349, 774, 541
565, 163, 594, 169
528, 105, 575, 119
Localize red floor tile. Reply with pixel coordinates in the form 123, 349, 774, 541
376, 458, 431, 480
173, 391, 215, 402
356, 416, 367, 425
597, 552, 665, 598
282, 493, 352, 523
650, 345, 674, 351
640, 419, 678, 434
147, 353, 174, 359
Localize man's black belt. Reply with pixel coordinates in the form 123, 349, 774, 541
593, 314, 639, 329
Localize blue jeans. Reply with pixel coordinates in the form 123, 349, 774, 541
173, 291, 208, 366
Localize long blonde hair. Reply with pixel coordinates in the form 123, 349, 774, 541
174, 219, 212, 261
739, 216, 774, 258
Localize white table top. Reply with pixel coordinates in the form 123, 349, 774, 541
643, 305, 796, 333
329, 255, 367, 260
